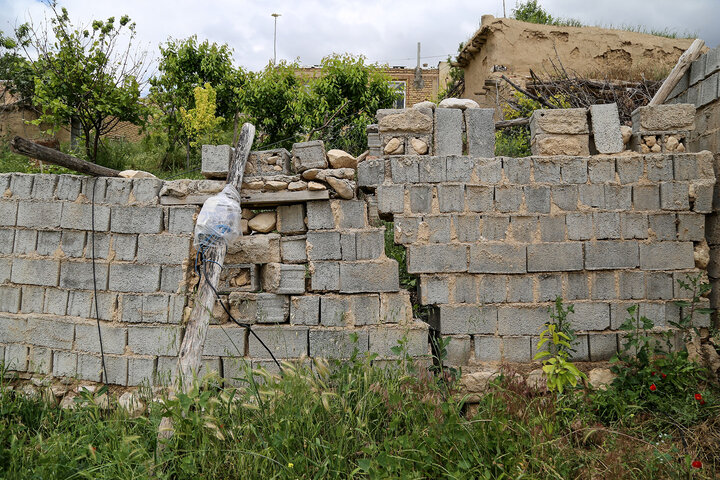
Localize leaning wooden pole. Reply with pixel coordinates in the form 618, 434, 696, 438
649, 39, 705, 106
157, 123, 255, 444
10, 136, 121, 177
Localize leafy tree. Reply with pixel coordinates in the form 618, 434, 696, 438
512, 0, 583, 27
179, 83, 223, 151
16, 2, 149, 161
0, 32, 35, 108
149, 35, 245, 165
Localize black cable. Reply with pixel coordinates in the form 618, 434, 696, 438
90, 177, 108, 383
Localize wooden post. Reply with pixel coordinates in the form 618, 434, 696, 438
10, 136, 121, 177
157, 123, 255, 445
649, 39, 705, 106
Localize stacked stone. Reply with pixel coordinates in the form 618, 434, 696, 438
0, 173, 195, 386
630, 104, 695, 154
291, 140, 357, 199
359, 143, 714, 365
530, 108, 591, 156
202, 145, 292, 178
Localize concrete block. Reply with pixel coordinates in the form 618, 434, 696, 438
434, 108, 463, 155
605, 185, 632, 210
255, 293, 290, 323
109, 264, 161, 292
692, 182, 714, 213
281, 235, 307, 264
380, 291, 412, 324
698, 73, 719, 107
111, 234, 137, 261
579, 184, 605, 208
20, 285, 44, 313
631, 104, 695, 131
29, 175, 58, 200
357, 158, 385, 187
647, 156, 673, 181
409, 244, 468, 273
310, 261, 340, 291
203, 326, 247, 356
465, 108, 495, 157
619, 271, 644, 300
504, 157, 531, 183
639, 242, 695, 270
503, 337, 532, 362
104, 178, 133, 204
591, 271, 616, 300
443, 335, 472, 365
276, 204, 306, 235
480, 216, 508, 240
136, 234, 190, 265
13, 229, 37, 254
478, 274, 507, 303
589, 103, 624, 154
201, 144, 231, 178
52, 351, 76, 377
75, 323, 126, 355
524, 186, 550, 213
420, 275, 450, 304
475, 335, 502, 362
431, 304, 497, 335
249, 325, 308, 358
84, 233, 110, 260
616, 157, 643, 184
127, 357, 155, 386
391, 157, 420, 183
0, 286, 21, 313
567, 272, 589, 300
306, 200, 334, 230
475, 158, 502, 184
0, 228, 14, 254
160, 266, 186, 293
292, 140, 327, 172
469, 244, 525, 274
334, 200, 368, 229
309, 329, 368, 358
646, 272, 674, 300
320, 295, 350, 326
588, 158, 616, 183
466, 185, 493, 212
27, 317, 74, 349
551, 185, 578, 211
60, 202, 111, 231
540, 215, 566, 242
537, 273, 562, 301
339, 259, 400, 293
706, 46, 720, 76
585, 241, 638, 270
533, 158, 562, 183
17, 200, 61, 228
43, 288, 68, 315
60, 231, 86, 257
36, 230, 62, 257
410, 156, 444, 184
508, 216, 537, 243
530, 108, 589, 136
593, 212, 620, 239
437, 184, 465, 212
128, 325, 180, 356
56, 175, 83, 201
568, 302, 610, 331
498, 305, 547, 335
0, 258, 8, 283
507, 275, 533, 303
110, 206, 164, 234
677, 213, 705, 241
454, 275, 478, 304
28, 347, 51, 374
131, 178, 163, 204
168, 206, 198, 234
60, 261, 109, 290
307, 231, 341, 261
9, 174, 34, 198
455, 214, 481, 242
408, 185, 432, 213
424, 215, 451, 243
446, 155, 475, 182
495, 186, 523, 212
261, 263, 305, 295
393, 217, 420, 245
369, 323, 429, 358
356, 229, 385, 260
620, 213, 648, 239
11, 258, 60, 286
648, 214, 677, 240
4, 344, 28, 371
0, 315, 26, 342
67, 290, 92, 317
527, 243, 583, 272
561, 158, 588, 184
589, 334, 617, 361
290, 295, 320, 325
660, 182, 689, 210
227, 233, 281, 264
377, 185, 404, 215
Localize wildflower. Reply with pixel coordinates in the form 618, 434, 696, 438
695, 393, 703, 401
661, 373, 667, 379
700, 400, 706, 405
649, 384, 657, 391
692, 460, 702, 468
288, 463, 294, 468
651, 371, 656, 376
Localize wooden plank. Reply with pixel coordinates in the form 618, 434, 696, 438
160, 189, 330, 206
10, 136, 121, 177
649, 39, 705, 106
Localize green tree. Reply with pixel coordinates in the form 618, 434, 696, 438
512, 0, 582, 27
0, 32, 35, 108
149, 35, 245, 165
16, 3, 149, 161
179, 83, 223, 151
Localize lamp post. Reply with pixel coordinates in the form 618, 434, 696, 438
271, 13, 281, 65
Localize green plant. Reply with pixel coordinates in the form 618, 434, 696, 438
673, 273, 714, 340
534, 299, 585, 393
512, 0, 582, 27
382, 220, 416, 290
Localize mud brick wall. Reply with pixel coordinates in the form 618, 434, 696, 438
359, 152, 714, 365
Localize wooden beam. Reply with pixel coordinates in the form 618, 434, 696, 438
649, 39, 705, 106
10, 136, 121, 177
495, 117, 530, 128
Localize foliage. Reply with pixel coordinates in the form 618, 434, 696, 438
0, 32, 35, 106
512, 0, 583, 27
15, 2, 149, 161
436, 42, 465, 101
534, 298, 585, 393
673, 273, 714, 340
179, 83, 223, 149
383, 220, 416, 290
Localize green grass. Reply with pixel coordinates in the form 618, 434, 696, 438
1, 342, 719, 479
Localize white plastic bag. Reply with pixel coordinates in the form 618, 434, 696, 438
193, 184, 242, 248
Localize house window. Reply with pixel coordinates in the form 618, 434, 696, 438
389, 81, 406, 109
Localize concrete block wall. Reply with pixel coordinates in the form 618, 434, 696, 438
360, 151, 714, 364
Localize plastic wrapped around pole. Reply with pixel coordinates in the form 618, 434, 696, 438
193, 184, 242, 248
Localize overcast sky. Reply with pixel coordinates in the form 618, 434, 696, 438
1, 0, 718, 75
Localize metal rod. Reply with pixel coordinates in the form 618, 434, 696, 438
271, 13, 281, 65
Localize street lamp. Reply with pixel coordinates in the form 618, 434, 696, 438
271, 13, 281, 65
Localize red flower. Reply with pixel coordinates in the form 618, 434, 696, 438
650, 384, 657, 391
695, 393, 703, 401
692, 460, 702, 469
661, 373, 667, 378
651, 371, 656, 376
700, 400, 706, 405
